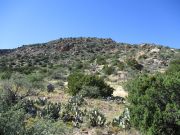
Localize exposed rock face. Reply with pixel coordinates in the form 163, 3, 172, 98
150, 47, 160, 53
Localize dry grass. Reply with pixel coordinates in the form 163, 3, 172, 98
85, 98, 125, 121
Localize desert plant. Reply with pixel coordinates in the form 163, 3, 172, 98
126, 71, 180, 135
96, 56, 106, 65
36, 97, 47, 106
23, 98, 37, 117
68, 95, 85, 106
88, 109, 106, 127
47, 83, 55, 92
79, 86, 101, 98
126, 58, 143, 70
67, 72, 114, 98
1, 71, 12, 80
103, 65, 115, 75
167, 59, 180, 73
112, 108, 131, 130
41, 102, 61, 119
117, 61, 125, 71
62, 96, 85, 127
26, 118, 71, 135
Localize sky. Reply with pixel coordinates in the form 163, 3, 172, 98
0, 0, 180, 49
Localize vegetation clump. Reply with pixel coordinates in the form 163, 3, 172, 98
103, 65, 115, 75
126, 59, 180, 135
67, 72, 114, 98
47, 83, 55, 92
112, 108, 131, 130
126, 58, 143, 70
88, 109, 106, 127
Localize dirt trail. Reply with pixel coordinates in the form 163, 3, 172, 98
113, 85, 128, 97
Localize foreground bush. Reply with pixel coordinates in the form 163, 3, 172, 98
67, 72, 113, 98
167, 59, 180, 73
126, 71, 180, 135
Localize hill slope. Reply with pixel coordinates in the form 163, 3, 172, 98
0, 37, 179, 135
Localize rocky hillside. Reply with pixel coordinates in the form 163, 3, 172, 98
0, 37, 179, 77
0, 37, 179, 135
0, 37, 179, 98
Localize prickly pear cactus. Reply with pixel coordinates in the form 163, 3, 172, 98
36, 97, 47, 106
68, 95, 85, 106
23, 98, 37, 116
88, 109, 106, 127
41, 102, 61, 119
112, 108, 130, 129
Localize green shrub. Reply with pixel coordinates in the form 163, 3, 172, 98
67, 72, 84, 95
26, 118, 71, 135
47, 84, 55, 92
117, 61, 125, 71
0, 89, 26, 135
1, 71, 12, 80
79, 86, 100, 98
41, 102, 61, 119
96, 56, 106, 65
103, 65, 115, 75
167, 59, 180, 73
67, 72, 113, 98
28, 73, 44, 82
126, 71, 180, 135
0, 104, 26, 135
126, 58, 143, 70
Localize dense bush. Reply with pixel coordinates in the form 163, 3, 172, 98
47, 84, 55, 92
26, 118, 71, 135
126, 71, 180, 135
1, 71, 12, 80
41, 102, 61, 119
0, 86, 26, 135
96, 56, 106, 65
126, 58, 143, 70
167, 59, 180, 73
79, 86, 101, 98
117, 61, 125, 71
67, 72, 113, 98
103, 65, 115, 75
0, 103, 26, 135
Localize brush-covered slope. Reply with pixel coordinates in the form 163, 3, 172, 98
0, 37, 179, 135
0, 37, 179, 78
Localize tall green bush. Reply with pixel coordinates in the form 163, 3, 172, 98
126, 71, 180, 135
67, 72, 113, 98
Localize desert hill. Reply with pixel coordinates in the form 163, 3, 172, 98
0, 37, 179, 135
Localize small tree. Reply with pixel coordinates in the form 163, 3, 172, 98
67, 72, 113, 98
47, 84, 55, 92
126, 71, 180, 135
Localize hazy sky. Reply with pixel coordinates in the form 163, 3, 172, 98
0, 0, 180, 49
